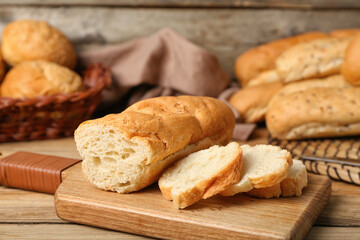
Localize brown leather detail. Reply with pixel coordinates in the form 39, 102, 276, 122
0, 63, 111, 142
0, 151, 81, 194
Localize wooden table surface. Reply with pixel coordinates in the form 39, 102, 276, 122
0, 129, 359, 240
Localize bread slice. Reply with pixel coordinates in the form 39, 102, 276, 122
246, 160, 308, 198
158, 142, 242, 209
220, 144, 292, 196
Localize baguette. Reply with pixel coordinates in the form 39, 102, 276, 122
266, 88, 360, 140
235, 32, 327, 86
229, 81, 283, 123
269, 75, 351, 107
246, 160, 308, 198
220, 144, 292, 196
330, 29, 360, 38
74, 96, 235, 193
276, 37, 353, 83
246, 69, 281, 87
158, 142, 242, 209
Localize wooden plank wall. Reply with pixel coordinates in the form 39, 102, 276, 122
0, 1, 359, 76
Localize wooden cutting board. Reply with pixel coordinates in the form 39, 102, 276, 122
55, 163, 331, 240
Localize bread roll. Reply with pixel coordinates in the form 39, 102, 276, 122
159, 142, 242, 209
220, 144, 292, 196
0, 60, 82, 98
1, 20, 76, 69
235, 32, 328, 86
229, 81, 283, 123
74, 96, 235, 193
330, 29, 360, 38
246, 160, 307, 198
341, 34, 360, 86
276, 37, 353, 83
266, 87, 360, 140
0, 47, 5, 81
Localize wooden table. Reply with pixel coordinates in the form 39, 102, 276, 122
0, 129, 359, 239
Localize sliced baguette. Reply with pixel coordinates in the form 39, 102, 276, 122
220, 144, 292, 196
158, 142, 242, 209
246, 159, 308, 198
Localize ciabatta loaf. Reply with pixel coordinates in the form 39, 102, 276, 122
74, 96, 235, 193
158, 142, 242, 209
276, 37, 353, 83
220, 144, 292, 196
246, 160, 308, 198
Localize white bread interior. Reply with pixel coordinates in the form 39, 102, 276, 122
246, 159, 308, 198
220, 144, 292, 196
158, 142, 242, 209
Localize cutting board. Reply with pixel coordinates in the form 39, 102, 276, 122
55, 163, 331, 240
269, 136, 360, 185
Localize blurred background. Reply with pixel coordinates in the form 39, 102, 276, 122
1, 0, 359, 77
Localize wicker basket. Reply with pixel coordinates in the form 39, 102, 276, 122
0, 63, 111, 142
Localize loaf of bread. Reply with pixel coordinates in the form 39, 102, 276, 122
74, 96, 235, 193
330, 29, 360, 38
246, 160, 307, 198
266, 87, 360, 140
0, 47, 5, 81
269, 75, 351, 107
0, 60, 82, 99
220, 144, 292, 196
341, 34, 360, 86
1, 20, 76, 69
235, 32, 328, 86
246, 69, 280, 87
276, 37, 353, 83
229, 81, 283, 123
159, 142, 242, 209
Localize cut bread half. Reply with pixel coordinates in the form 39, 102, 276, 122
220, 144, 292, 196
158, 142, 242, 209
246, 159, 308, 198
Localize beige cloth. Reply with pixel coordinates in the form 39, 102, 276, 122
79, 28, 230, 106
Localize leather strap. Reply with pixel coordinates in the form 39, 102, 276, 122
0, 151, 81, 194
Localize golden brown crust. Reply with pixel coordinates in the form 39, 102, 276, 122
1, 20, 76, 69
266, 88, 360, 140
330, 29, 360, 38
0, 60, 82, 98
229, 81, 283, 123
235, 32, 328, 86
341, 34, 360, 86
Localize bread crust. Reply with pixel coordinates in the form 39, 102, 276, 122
276, 37, 352, 83
246, 70, 281, 87
235, 32, 328, 86
341, 34, 360, 85
266, 88, 360, 140
1, 20, 76, 69
0, 60, 82, 98
75, 96, 236, 193
229, 81, 283, 123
